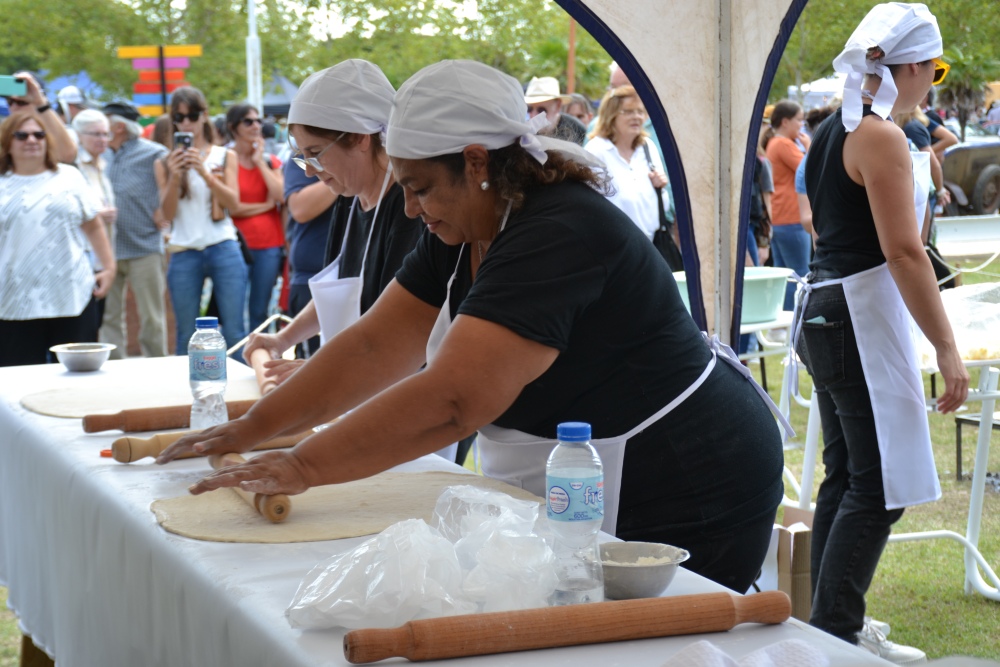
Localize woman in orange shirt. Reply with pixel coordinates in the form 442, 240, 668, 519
765, 100, 811, 310
227, 104, 286, 333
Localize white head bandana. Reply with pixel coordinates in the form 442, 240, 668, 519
287, 59, 395, 140
834, 3, 942, 132
386, 60, 602, 169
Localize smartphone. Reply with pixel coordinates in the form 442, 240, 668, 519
173, 132, 193, 150
0, 76, 27, 98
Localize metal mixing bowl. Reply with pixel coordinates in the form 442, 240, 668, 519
49, 343, 116, 372
600, 541, 690, 600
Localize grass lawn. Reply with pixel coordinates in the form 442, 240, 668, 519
2, 260, 999, 661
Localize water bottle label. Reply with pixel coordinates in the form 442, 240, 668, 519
189, 350, 227, 382
547, 475, 603, 522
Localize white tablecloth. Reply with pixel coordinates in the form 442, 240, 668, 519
0, 357, 890, 666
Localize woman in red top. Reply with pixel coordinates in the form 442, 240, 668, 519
765, 100, 811, 310
228, 103, 286, 332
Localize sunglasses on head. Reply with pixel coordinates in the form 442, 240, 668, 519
172, 110, 202, 123
240, 117, 262, 127
932, 57, 950, 86
13, 130, 46, 141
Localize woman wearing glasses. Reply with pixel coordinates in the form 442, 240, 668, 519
226, 103, 286, 333
796, 4, 966, 658
584, 85, 678, 268
155, 86, 247, 354
0, 111, 115, 366
72, 109, 119, 332
242, 60, 422, 386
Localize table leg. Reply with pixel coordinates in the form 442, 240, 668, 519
20, 634, 54, 667
964, 367, 999, 598
798, 391, 821, 511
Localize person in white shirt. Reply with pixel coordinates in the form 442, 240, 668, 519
0, 110, 115, 366
584, 85, 670, 242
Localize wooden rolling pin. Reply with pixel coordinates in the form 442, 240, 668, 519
111, 429, 312, 463
249, 348, 279, 395
83, 399, 256, 433
343, 590, 790, 664
208, 452, 292, 523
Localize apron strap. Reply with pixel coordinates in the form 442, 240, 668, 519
706, 333, 796, 440
358, 165, 394, 278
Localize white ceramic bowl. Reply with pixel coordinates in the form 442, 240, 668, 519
49, 343, 116, 372
600, 541, 690, 600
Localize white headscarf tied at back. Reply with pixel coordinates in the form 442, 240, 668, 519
288, 59, 395, 141
386, 60, 602, 169
834, 2, 942, 132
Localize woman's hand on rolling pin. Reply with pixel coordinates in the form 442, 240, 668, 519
262, 358, 304, 385
156, 418, 260, 464
189, 450, 311, 496
935, 343, 970, 414
242, 331, 287, 364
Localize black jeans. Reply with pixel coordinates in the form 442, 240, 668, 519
0, 297, 99, 367
795, 282, 904, 643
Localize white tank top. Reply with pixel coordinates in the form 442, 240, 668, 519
169, 145, 238, 250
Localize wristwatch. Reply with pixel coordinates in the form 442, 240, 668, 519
36, 104, 51, 114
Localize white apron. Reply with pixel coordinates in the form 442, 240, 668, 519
790, 152, 938, 510
308, 170, 392, 344
427, 228, 793, 535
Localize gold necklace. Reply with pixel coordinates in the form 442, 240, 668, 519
477, 241, 485, 263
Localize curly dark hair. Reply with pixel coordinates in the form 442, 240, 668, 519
427, 142, 609, 212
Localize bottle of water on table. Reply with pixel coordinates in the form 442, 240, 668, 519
546, 421, 604, 605
189, 316, 228, 430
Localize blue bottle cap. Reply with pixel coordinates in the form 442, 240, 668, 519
195, 316, 219, 329
557, 422, 591, 442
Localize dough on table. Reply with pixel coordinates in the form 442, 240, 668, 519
151, 471, 542, 543
21, 356, 261, 418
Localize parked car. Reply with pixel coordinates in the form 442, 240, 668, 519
942, 123, 1000, 216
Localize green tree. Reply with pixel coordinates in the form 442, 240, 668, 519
937, 46, 999, 141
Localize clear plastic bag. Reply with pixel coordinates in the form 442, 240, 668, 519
286, 485, 556, 629
285, 518, 475, 630
433, 485, 557, 612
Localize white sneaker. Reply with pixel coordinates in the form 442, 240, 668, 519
857, 622, 927, 664
865, 616, 891, 637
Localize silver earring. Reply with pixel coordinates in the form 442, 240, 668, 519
480, 181, 490, 191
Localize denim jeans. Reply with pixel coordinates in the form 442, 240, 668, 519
771, 224, 811, 310
167, 240, 248, 354
288, 283, 320, 358
247, 247, 284, 333
795, 282, 904, 644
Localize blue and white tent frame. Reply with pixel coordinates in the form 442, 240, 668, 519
556, 0, 809, 343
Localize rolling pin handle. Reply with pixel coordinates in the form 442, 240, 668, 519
344, 626, 414, 664
732, 590, 791, 626
83, 413, 121, 433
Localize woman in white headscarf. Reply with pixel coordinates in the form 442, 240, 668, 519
795, 3, 967, 657
160, 60, 788, 594
242, 60, 422, 381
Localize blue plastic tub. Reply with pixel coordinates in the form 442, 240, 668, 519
672, 267, 793, 324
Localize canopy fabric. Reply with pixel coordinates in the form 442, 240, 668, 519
556, 0, 808, 342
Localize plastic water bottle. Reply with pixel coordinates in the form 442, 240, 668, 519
546, 421, 604, 605
188, 316, 228, 430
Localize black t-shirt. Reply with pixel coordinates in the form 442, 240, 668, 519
323, 183, 423, 314
805, 107, 885, 277
903, 120, 932, 150
395, 180, 709, 438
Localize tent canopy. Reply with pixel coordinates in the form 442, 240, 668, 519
260, 71, 299, 117
556, 0, 809, 343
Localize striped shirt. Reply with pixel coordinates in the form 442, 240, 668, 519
106, 137, 168, 260
0, 165, 102, 319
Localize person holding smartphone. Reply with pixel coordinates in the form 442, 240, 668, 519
2, 72, 77, 164
154, 86, 248, 354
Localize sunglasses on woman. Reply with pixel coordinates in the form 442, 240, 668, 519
172, 110, 202, 123
240, 117, 262, 127
13, 130, 46, 141
931, 58, 950, 86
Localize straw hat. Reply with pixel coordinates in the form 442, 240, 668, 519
523, 77, 570, 105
